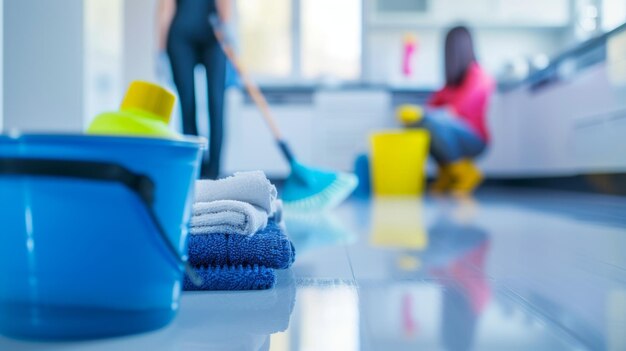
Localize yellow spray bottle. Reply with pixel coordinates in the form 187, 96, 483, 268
87, 81, 180, 139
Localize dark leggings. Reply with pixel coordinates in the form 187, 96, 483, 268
167, 4, 226, 179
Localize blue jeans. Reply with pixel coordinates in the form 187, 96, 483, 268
416, 108, 486, 165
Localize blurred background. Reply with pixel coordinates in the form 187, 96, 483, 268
1, 0, 625, 186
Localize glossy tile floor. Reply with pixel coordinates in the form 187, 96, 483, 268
1, 188, 625, 350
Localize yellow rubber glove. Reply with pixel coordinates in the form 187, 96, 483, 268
396, 104, 424, 125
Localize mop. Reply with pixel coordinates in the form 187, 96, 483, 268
210, 17, 358, 212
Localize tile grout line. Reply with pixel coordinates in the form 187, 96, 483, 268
343, 243, 377, 351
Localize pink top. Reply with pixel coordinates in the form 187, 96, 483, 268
428, 63, 495, 141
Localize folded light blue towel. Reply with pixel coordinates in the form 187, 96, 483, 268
192, 171, 282, 236
190, 200, 268, 236
188, 220, 295, 269
195, 171, 278, 214
183, 265, 276, 291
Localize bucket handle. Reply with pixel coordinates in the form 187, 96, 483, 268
0, 157, 202, 286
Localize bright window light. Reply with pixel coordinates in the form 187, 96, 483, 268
301, 0, 362, 80
602, 0, 626, 32
237, 0, 293, 78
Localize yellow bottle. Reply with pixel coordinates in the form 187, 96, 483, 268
87, 81, 180, 139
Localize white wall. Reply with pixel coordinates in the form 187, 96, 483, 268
2, 0, 157, 133
363, 0, 572, 88
122, 0, 190, 135
83, 0, 124, 127
366, 0, 570, 28
366, 28, 442, 88
365, 28, 567, 88
123, 0, 158, 87
4, 0, 85, 132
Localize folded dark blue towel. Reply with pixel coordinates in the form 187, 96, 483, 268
183, 265, 276, 291
188, 220, 295, 269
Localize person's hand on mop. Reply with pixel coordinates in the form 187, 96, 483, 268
209, 14, 236, 46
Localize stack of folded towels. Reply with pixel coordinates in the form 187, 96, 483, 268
183, 171, 296, 291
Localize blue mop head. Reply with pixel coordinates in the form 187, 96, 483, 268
183, 265, 276, 291
282, 161, 358, 212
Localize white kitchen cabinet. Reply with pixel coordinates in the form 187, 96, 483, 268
223, 90, 315, 178
312, 90, 394, 171
480, 62, 626, 176
223, 89, 395, 177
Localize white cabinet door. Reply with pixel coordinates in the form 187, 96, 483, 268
223, 90, 314, 177
312, 90, 394, 171
224, 89, 394, 176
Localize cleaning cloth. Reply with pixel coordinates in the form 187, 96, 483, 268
183, 265, 276, 291
188, 220, 295, 269
191, 200, 268, 236
195, 171, 278, 214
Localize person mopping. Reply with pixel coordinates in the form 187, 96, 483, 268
157, 0, 235, 179
397, 26, 494, 195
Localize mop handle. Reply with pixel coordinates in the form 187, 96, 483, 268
210, 21, 284, 141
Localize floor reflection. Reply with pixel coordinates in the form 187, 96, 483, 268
370, 198, 428, 250
418, 199, 491, 351
607, 289, 626, 351
0, 270, 297, 351
355, 194, 622, 350
285, 212, 356, 254
3, 190, 625, 350
429, 205, 490, 351
297, 282, 360, 351
269, 280, 360, 351
176, 269, 296, 351
356, 197, 540, 350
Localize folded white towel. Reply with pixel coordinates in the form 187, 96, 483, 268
195, 171, 278, 214
190, 200, 268, 236
271, 199, 283, 224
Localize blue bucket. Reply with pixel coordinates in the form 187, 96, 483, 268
0, 134, 206, 340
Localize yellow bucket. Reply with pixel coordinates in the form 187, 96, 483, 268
370, 130, 430, 196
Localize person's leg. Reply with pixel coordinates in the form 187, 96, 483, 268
410, 108, 486, 194
453, 120, 486, 160
167, 34, 199, 136
202, 39, 227, 179
417, 108, 485, 164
